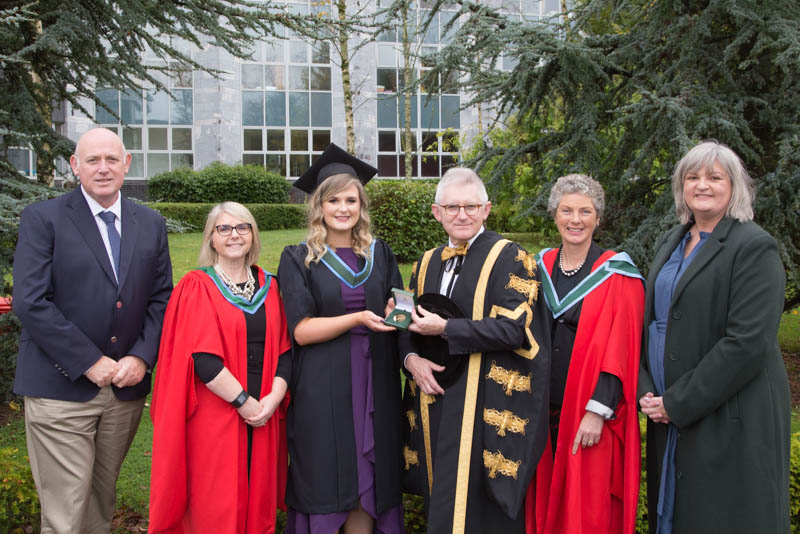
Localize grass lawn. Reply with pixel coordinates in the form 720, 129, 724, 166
2, 227, 797, 531
780, 309, 800, 354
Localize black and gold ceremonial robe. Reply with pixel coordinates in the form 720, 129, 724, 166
399, 230, 551, 534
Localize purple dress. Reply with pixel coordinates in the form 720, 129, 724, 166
286, 249, 404, 534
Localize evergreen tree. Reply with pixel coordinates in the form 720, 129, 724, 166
426, 0, 800, 309
0, 0, 309, 184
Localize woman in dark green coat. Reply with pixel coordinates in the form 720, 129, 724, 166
638, 140, 790, 534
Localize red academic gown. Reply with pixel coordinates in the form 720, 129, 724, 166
149, 268, 290, 534
526, 250, 644, 534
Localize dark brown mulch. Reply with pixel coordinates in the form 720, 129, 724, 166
0, 399, 23, 426
783, 351, 800, 408
112, 505, 148, 533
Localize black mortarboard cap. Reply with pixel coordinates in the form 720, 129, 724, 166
293, 143, 378, 194
413, 293, 468, 389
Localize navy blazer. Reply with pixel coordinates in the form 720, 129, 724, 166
12, 187, 173, 401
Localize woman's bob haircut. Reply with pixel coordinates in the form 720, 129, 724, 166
672, 140, 754, 224
197, 202, 262, 267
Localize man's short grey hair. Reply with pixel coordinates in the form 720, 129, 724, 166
672, 140, 754, 224
547, 174, 605, 220
435, 167, 489, 204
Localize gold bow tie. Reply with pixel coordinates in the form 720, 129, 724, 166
441, 243, 468, 261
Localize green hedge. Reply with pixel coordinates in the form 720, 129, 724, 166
791, 431, 800, 530
367, 179, 518, 264
0, 447, 40, 532
148, 162, 290, 204
149, 203, 305, 232
367, 180, 446, 264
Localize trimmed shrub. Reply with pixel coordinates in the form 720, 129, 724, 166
367, 180, 446, 263
0, 313, 20, 403
0, 447, 40, 532
636, 416, 648, 533
486, 199, 528, 234
367, 178, 523, 263
791, 432, 800, 530
149, 203, 305, 232
148, 163, 290, 204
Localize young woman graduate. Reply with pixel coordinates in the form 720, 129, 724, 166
277, 143, 405, 534
149, 202, 291, 534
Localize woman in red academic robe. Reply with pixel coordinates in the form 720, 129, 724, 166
526, 174, 644, 534
149, 202, 291, 534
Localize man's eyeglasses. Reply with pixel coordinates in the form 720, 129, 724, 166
437, 204, 483, 216
215, 223, 252, 236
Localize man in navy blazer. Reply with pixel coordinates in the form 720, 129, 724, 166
12, 128, 173, 533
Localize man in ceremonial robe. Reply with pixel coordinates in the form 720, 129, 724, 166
398, 167, 551, 534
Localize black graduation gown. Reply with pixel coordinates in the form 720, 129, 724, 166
399, 230, 552, 534
277, 239, 404, 515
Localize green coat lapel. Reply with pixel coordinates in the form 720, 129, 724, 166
646, 224, 689, 322
671, 218, 735, 307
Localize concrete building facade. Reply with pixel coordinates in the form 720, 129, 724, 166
12, 0, 560, 194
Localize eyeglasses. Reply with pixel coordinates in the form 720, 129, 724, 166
437, 204, 483, 216
215, 223, 252, 236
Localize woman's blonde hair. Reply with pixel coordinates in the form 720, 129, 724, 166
197, 202, 262, 267
304, 173, 373, 267
672, 140, 754, 224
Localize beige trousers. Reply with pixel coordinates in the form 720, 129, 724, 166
25, 387, 145, 534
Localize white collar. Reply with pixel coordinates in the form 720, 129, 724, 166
448, 226, 484, 249
81, 186, 122, 219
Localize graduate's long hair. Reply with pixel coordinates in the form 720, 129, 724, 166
304, 173, 373, 267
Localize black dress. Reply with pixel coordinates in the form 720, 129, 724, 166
277, 240, 405, 517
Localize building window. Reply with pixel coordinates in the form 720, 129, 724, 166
241, 7, 333, 178
8, 147, 37, 178
375, 5, 462, 178
95, 62, 194, 179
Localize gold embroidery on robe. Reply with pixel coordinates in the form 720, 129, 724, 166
483, 408, 529, 437
483, 450, 521, 479
420, 392, 436, 493
489, 303, 539, 360
403, 445, 419, 470
486, 361, 532, 396
506, 273, 539, 305
515, 249, 537, 277
406, 409, 417, 430
408, 380, 417, 397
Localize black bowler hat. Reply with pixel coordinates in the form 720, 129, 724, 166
413, 293, 468, 389
293, 143, 378, 194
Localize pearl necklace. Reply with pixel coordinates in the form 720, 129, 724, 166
559, 249, 586, 277
215, 264, 255, 300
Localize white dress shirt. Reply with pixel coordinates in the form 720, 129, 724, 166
438, 226, 485, 296
80, 186, 122, 281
